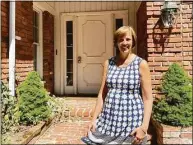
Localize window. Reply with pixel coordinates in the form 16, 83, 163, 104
66, 21, 73, 86
33, 10, 39, 71
115, 18, 123, 55
113, 11, 128, 56
115, 18, 123, 30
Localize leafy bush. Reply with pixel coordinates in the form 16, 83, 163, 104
153, 63, 192, 127
17, 71, 51, 125
1, 81, 19, 134
47, 96, 73, 123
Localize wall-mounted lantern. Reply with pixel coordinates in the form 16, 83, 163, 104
161, 1, 179, 28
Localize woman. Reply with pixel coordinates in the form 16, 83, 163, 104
81, 26, 153, 144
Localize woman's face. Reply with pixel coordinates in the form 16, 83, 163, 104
117, 32, 132, 54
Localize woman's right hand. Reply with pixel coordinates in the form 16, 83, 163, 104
87, 120, 96, 135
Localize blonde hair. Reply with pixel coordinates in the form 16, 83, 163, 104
114, 26, 137, 51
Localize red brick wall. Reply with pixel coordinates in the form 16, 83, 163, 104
137, 2, 192, 99
137, 2, 148, 60
181, 2, 192, 75
1, 2, 9, 83
15, 2, 34, 84
43, 11, 54, 94
152, 118, 192, 144
1, 2, 34, 85
1, 2, 55, 93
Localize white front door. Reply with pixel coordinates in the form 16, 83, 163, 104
77, 14, 113, 94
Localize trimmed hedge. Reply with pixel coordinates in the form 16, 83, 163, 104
153, 63, 192, 127
17, 71, 51, 125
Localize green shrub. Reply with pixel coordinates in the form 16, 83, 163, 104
153, 63, 192, 127
47, 96, 73, 123
1, 81, 19, 134
17, 71, 51, 125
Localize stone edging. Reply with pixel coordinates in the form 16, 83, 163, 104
10, 116, 55, 144
151, 117, 192, 144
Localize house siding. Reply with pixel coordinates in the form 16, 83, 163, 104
43, 11, 54, 94
137, 2, 192, 99
1, 2, 9, 83
57, 2, 140, 31
60, 2, 130, 12
15, 1, 34, 85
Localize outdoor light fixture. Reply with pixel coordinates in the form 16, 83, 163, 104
161, 1, 179, 28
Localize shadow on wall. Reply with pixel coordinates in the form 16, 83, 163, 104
137, 2, 148, 61
152, 18, 172, 53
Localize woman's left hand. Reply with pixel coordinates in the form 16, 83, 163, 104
130, 126, 147, 144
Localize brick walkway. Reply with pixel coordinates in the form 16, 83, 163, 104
34, 121, 89, 144
33, 97, 154, 144
34, 97, 97, 144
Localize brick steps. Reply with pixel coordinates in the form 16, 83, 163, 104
67, 107, 94, 119
66, 109, 155, 144
61, 97, 157, 144
33, 97, 158, 144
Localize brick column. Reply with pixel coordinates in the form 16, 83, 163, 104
15, 2, 34, 84
181, 2, 192, 75
1, 2, 9, 83
145, 2, 192, 99
43, 11, 54, 94
137, 2, 148, 60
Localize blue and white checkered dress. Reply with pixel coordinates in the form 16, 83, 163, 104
88, 56, 147, 144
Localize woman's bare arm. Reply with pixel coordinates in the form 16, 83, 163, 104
139, 60, 153, 132
91, 60, 108, 122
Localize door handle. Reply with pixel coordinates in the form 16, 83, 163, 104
78, 56, 82, 63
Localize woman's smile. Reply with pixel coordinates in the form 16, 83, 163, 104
120, 46, 129, 52
117, 33, 132, 53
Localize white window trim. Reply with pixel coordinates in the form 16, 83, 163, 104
33, 2, 56, 16
61, 15, 77, 94
33, 5, 43, 79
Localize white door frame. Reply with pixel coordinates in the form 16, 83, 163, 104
61, 10, 128, 95
33, 4, 43, 79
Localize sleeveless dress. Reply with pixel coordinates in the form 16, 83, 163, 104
87, 55, 147, 144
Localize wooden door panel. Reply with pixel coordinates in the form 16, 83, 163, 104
77, 14, 113, 94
